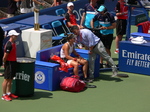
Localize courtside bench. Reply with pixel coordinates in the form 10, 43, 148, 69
131, 32, 150, 41
34, 45, 100, 91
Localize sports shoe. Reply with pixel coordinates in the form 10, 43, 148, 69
111, 66, 118, 77
114, 49, 119, 54
100, 63, 104, 68
105, 64, 111, 68
87, 79, 94, 83
1, 95, 12, 101
83, 78, 93, 83
9, 94, 18, 99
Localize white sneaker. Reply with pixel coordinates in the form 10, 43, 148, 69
114, 49, 119, 54
111, 66, 118, 77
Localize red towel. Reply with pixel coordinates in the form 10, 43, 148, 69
137, 21, 150, 33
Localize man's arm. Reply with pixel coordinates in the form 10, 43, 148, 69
3, 53, 9, 64
80, 12, 86, 27
90, 19, 94, 28
3, 42, 12, 64
87, 31, 96, 51
32, 0, 45, 6
107, 22, 116, 29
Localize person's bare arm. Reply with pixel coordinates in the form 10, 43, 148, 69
100, 22, 116, 30
32, 0, 45, 6
90, 19, 94, 28
51, 0, 56, 7
80, 12, 86, 28
3, 53, 9, 64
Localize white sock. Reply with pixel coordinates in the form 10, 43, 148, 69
7, 92, 11, 95
3, 94, 6, 96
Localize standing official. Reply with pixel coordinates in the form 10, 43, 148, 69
2, 30, 19, 101
114, 0, 128, 54
91, 5, 116, 68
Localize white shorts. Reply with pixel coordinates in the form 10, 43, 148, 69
67, 60, 73, 65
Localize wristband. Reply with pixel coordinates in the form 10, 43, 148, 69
73, 58, 77, 61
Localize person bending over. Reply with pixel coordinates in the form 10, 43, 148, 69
70, 25, 118, 79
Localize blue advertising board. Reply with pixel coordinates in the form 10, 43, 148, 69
119, 41, 150, 75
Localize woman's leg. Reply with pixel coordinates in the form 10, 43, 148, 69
77, 58, 88, 78
69, 60, 79, 76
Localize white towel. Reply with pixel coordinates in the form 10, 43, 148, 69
130, 36, 147, 44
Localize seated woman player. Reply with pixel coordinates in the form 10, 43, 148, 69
60, 34, 92, 83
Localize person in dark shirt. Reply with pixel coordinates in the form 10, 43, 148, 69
91, 5, 116, 68
0, 26, 4, 76
2, 30, 19, 101
7, 0, 20, 18
80, 0, 99, 29
114, 0, 128, 54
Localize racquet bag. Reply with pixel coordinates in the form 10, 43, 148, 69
60, 75, 86, 92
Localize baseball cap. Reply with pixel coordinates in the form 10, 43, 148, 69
67, 2, 74, 7
7, 30, 20, 36
98, 5, 105, 12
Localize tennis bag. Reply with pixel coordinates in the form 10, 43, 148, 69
60, 75, 86, 92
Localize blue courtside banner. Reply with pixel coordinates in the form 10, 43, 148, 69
119, 41, 150, 76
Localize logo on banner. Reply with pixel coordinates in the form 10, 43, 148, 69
122, 50, 150, 68
35, 71, 45, 84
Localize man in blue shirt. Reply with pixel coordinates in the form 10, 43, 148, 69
91, 5, 116, 68
80, 0, 99, 29
70, 26, 118, 79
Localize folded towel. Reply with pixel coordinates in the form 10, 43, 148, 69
130, 36, 147, 44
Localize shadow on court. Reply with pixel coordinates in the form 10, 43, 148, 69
94, 73, 123, 82
18, 91, 53, 100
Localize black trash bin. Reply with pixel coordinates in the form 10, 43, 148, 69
11, 57, 35, 97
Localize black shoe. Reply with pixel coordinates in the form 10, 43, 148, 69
116, 64, 119, 67
83, 78, 93, 83
105, 64, 111, 68
100, 63, 103, 68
